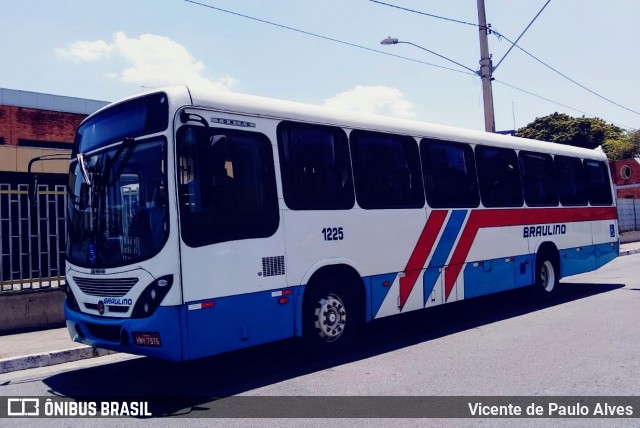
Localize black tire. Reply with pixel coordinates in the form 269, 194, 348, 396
302, 278, 361, 353
534, 252, 559, 297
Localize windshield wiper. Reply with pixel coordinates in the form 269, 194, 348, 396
76, 153, 92, 186
105, 137, 136, 187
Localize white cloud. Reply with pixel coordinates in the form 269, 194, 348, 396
55, 32, 236, 92
55, 40, 112, 62
324, 85, 415, 118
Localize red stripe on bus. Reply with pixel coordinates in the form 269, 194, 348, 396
399, 210, 447, 309
443, 206, 617, 301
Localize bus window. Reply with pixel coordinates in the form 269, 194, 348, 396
475, 145, 524, 208
585, 160, 613, 206
420, 139, 479, 208
554, 155, 587, 206
277, 121, 354, 210
519, 151, 559, 207
176, 125, 279, 247
350, 130, 424, 209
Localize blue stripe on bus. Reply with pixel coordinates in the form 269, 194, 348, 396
594, 242, 618, 269
67, 243, 619, 360
370, 272, 398, 319
183, 288, 298, 360
463, 257, 515, 298
559, 246, 595, 277
423, 210, 467, 305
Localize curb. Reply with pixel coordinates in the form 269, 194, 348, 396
620, 248, 640, 257
619, 247, 640, 256
0, 346, 117, 374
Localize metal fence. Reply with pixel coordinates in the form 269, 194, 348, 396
0, 183, 66, 293
617, 198, 640, 232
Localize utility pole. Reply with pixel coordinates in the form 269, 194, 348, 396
477, 0, 495, 133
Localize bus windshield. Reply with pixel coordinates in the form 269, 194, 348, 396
67, 138, 169, 268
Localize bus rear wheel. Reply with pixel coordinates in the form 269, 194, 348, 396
535, 253, 559, 297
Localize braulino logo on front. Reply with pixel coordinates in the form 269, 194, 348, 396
103, 297, 133, 306
7, 398, 40, 416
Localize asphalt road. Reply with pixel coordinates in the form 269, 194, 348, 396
1, 254, 639, 427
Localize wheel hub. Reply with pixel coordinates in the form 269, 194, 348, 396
314, 293, 346, 342
541, 260, 555, 292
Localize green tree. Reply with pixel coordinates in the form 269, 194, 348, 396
602, 130, 640, 160
516, 113, 628, 152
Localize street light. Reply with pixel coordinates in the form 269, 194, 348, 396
380, 37, 478, 75
380, 36, 495, 133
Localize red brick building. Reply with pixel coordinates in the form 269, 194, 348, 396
0, 88, 107, 175
609, 158, 640, 199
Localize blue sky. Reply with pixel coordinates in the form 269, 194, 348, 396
2, 0, 638, 132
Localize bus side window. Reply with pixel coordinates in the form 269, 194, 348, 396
475, 145, 524, 208
555, 155, 587, 206
176, 125, 279, 247
519, 151, 559, 207
420, 139, 479, 208
585, 160, 613, 206
177, 127, 203, 213
277, 121, 354, 210
350, 130, 424, 209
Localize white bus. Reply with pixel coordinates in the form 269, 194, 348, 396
64, 86, 618, 361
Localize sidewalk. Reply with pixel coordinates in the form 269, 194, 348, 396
1, 241, 639, 375
0, 326, 115, 374
619, 240, 640, 256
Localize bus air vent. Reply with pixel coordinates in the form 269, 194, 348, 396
73, 276, 138, 297
262, 256, 285, 277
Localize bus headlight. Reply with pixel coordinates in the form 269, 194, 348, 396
131, 275, 173, 318
63, 282, 80, 312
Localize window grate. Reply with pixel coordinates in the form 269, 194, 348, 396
262, 256, 285, 277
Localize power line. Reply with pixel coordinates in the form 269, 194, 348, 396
492, 0, 551, 71
370, 0, 640, 118
492, 30, 640, 117
183, 0, 473, 76
183, 0, 634, 128
495, 79, 634, 130
368, 0, 478, 28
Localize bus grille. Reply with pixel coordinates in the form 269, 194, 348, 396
73, 277, 138, 297
86, 323, 121, 342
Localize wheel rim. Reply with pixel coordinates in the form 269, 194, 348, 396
314, 293, 347, 342
540, 260, 556, 292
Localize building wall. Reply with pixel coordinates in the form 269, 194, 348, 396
609, 158, 640, 199
0, 105, 85, 145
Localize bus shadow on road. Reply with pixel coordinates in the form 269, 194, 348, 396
42, 281, 624, 418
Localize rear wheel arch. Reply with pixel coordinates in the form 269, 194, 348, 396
534, 241, 561, 296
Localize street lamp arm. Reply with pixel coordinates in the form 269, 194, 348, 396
380, 37, 478, 76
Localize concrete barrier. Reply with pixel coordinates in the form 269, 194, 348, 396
0, 288, 65, 334
620, 229, 640, 244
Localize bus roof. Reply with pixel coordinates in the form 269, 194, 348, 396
96, 85, 609, 162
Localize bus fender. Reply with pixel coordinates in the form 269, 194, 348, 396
293, 258, 366, 337
531, 241, 561, 277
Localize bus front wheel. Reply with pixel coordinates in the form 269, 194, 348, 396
303, 279, 360, 352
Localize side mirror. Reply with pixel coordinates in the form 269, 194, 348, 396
28, 174, 38, 205
27, 153, 72, 205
